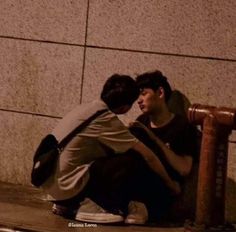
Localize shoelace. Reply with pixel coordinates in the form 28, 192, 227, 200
81, 199, 107, 213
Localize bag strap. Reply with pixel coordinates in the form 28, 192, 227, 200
58, 109, 108, 149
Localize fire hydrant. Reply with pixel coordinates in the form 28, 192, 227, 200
186, 104, 236, 231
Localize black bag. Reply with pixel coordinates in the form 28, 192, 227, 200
31, 109, 108, 187
31, 134, 59, 187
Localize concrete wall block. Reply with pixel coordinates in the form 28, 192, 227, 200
88, 0, 236, 59
0, 0, 88, 44
0, 111, 59, 185
0, 38, 84, 117
82, 48, 236, 121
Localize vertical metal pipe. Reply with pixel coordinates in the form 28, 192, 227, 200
187, 104, 236, 231
195, 114, 218, 226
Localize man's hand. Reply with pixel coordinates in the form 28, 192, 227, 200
129, 121, 157, 140
166, 180, 181, 196
131, 121, 193, 177
129, 120, 147, 129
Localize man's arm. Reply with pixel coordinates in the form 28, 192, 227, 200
131, 121, 193, 177
152, 135, 192, 176
132, 141, 181, 195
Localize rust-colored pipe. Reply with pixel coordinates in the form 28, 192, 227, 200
188, 104, 216, 125
189, 104, 236, 128
216, 107, 236, 129
195, 114, 218, 225
188, 104, 236, 228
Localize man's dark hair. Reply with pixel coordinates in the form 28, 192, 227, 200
101, 74, 139, 110
136, 70, 172, 102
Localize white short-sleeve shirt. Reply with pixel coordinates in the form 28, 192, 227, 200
42, 100, 138, 200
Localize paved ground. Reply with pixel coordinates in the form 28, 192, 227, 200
0, 182, 184, 232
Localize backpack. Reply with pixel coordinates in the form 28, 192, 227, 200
31, 109, 108, 187
31, 134, 59, 187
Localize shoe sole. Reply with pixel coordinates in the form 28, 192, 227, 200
76, 213, 124, 223
125, 218, 147, 225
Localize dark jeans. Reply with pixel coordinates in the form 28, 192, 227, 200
54, 125, 174, 220
53, 151, 172, 220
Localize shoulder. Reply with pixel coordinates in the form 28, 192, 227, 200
53, 100, 108, 140
167, 114, 196, 138
171, 114, 189, 127
94, 110, 131, 135
172, 114, 198, 134
172, 114, 200, 154
136, 114, 150, 126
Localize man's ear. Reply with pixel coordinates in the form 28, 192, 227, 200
158, 87, 165, 100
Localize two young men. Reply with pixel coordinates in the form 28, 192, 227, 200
42, 71, 196, 224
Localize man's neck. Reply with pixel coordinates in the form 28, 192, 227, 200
149, 107, 174, 128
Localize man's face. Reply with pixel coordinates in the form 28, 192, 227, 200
137, 88, 161, 114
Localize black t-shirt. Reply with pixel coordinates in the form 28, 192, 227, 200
132, 114, 199, 182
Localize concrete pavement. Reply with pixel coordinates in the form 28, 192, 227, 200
0, 181, 184, 232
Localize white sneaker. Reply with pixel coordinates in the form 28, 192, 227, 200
125, 201, 148, 225
75, 198, 124, 223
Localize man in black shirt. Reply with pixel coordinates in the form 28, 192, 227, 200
129, 70, 198, 222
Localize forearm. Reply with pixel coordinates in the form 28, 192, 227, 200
154, 136, 192, 176
131, 121, 192, 176
132, 142, 174, 186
